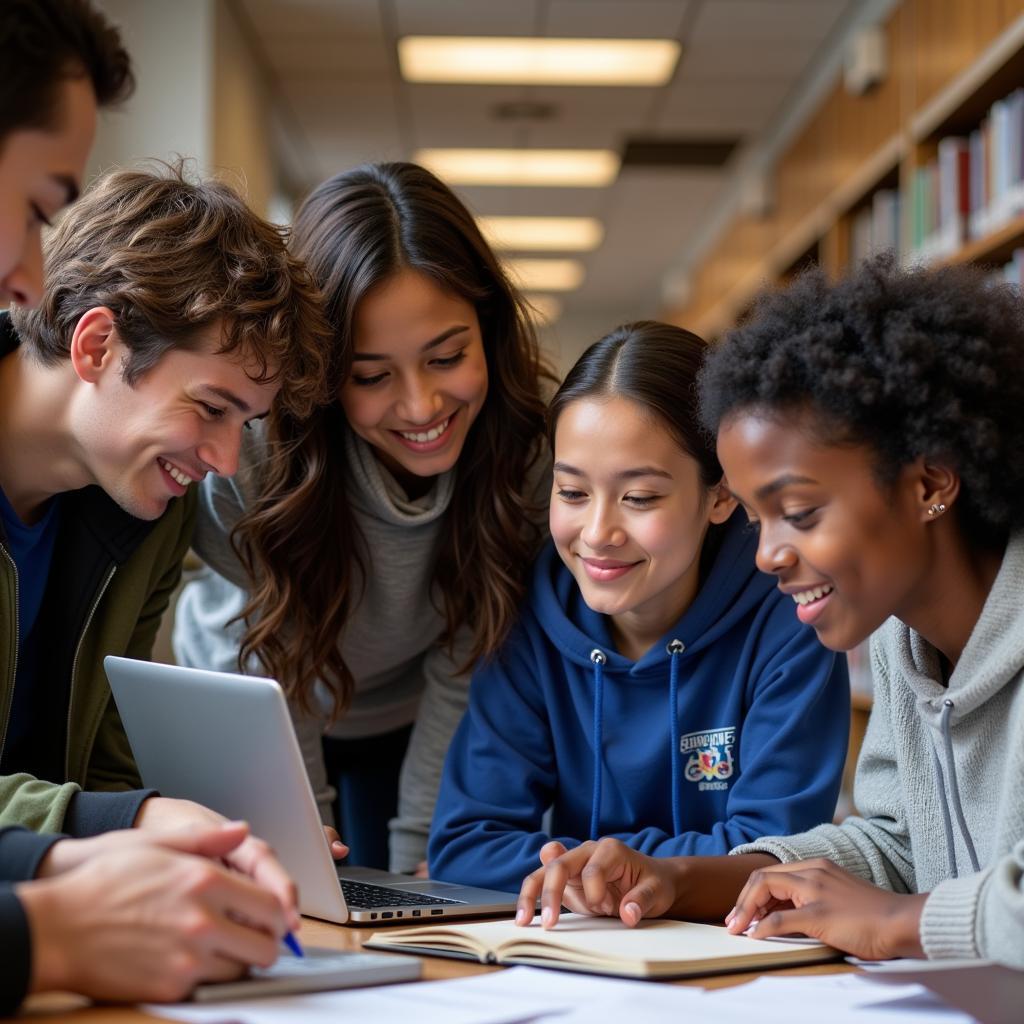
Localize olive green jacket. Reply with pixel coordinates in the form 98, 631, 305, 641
0, 484, 196, 832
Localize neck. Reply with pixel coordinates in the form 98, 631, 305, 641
897, 521, 1006, 669
609, 559, 703, 663
0, 349, 89, 523
375, 448, 435, 501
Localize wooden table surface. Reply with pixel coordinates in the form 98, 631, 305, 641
14, 916, 857, 1022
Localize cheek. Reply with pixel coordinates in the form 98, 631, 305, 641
339, 387, 383, 431
455, 355, 489, 409
548, 502, 578, 553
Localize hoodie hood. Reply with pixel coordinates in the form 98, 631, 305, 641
530, 507, 775, 675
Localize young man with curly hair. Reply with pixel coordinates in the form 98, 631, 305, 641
514, 255, 1024, 969
0, 2, 333, 1007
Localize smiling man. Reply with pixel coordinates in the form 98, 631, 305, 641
0, 164, 330, 831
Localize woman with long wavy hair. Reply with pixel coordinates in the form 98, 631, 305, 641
173, 162, 553, 873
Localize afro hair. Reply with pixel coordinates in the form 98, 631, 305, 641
698, 253, 1024, 537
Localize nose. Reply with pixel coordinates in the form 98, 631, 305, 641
755, 522, 798, 577
397, 373, 443, 425
1, 228, 45, 308
196, 421, 243, 478
581, 499, 625, 550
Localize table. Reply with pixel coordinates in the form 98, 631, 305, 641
10, 915, 857, 1022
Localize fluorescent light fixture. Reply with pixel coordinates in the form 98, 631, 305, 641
479, 216, 603, 252
415, 148, 619, 187
505, 258, 584, 292
524, 294, 563, 325
399, 36, 680, 86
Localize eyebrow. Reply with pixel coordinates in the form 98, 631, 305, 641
51, 173, 80, 205
554, 461, 672, 481
200, 385, 252, 415
352, 325, 470, 362
754, 473, 819, 500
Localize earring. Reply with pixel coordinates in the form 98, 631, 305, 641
927, 503, 947, 517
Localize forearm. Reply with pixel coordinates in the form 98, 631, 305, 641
669, 854, 780, 921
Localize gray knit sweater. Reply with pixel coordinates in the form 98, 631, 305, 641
733, 531, 1024, 965
173, 422, 549, 872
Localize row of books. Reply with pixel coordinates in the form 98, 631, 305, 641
848, 189, 900, 265
909, 86, 1024, 263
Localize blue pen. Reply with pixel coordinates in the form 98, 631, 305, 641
283, 932, 304, 958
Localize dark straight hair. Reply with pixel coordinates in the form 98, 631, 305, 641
549, 320, 723, 488
0, 0, 133, 145
233, 161, 554, 717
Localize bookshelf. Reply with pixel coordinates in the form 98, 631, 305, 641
668, 0, 1024, 338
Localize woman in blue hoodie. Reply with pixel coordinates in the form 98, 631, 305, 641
428, 321, 849, 893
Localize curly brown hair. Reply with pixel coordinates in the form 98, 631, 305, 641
233, 162, 554, 717
698, 253, 1024, 540
11, 164, 333, 419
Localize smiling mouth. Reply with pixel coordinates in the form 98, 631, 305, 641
396, 416, 451, 443
791, 583, 834, 606
158, 458, 193, 488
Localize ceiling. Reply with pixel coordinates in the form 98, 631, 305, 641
235, 0, 858, 365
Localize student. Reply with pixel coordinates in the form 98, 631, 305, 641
515, 259, 1024, 967
428, 322, 849, 894
0, 0, 329, 1009
174, 162, 552, 873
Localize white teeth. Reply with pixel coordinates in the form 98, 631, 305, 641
792, 583, 834, 606
399, 417, 449, 444
160, 458, 191, 487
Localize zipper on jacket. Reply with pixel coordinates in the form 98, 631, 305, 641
66, 564, 116, 775
0, 543, 19, 760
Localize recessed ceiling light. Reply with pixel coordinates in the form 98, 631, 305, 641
524, 294, 563, 325
399, 36, 680, 86
415, 148, 619, 187
479, 216, 604, 252
505, 258, 584, 292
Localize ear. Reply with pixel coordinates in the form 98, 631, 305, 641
68, 307, 120, 384
707, 478, 738, 525
910, 457, 960, 523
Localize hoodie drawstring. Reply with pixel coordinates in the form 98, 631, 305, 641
667, 640, 685, 837
589, 649, 606, 841
931, 699, 981, 878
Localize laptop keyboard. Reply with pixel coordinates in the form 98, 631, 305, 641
339, 878, 463, 909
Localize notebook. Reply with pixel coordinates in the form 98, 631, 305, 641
104, 657, 517, 924
364, 913, 840, 979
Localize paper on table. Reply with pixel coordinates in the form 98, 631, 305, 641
145, 970, 563, 1024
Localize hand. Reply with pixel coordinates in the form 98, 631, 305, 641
36, 820, 253, 878
323, 825, 349, 861
413, 860, 429, 879
516, 839, 683, 929
134, 796, 299, 929
17, 830, 290, 1002
725, 858, 927, 959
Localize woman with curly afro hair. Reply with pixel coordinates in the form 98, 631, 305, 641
512, 255, 1024, 970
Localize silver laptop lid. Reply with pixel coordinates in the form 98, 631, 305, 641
104, 656, 349, 924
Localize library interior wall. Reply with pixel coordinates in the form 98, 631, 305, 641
91, 0, 276, 218
666, 0, 1024, 336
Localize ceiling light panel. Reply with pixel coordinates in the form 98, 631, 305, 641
415, 148, 620, 187
399, 36, 680, 87
479, 216, 604, 252
505, 258, 585, 292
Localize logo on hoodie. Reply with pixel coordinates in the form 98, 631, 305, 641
680, 726, 735, 791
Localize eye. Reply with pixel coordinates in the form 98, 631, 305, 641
200, 402, 225, 419
783, 508, 818, 529
624, 494, 659, 508
29, 203, 52, 228
556, 487, 587, 502
351, 372, 388, 387
432, 350, 466, 369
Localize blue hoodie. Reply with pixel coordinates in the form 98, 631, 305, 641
428, 511, 850, 892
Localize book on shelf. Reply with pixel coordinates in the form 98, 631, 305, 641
364, 913, 839, 980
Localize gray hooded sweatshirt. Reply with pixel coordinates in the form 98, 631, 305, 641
734, 531, 1024, 965
173, 422, 548, 872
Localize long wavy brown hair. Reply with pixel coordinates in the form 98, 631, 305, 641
232, 162, 554, 717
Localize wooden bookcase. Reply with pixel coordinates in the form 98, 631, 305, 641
666, 0, 1024, 339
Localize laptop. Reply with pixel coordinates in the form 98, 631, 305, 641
104, 656, 519, 925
